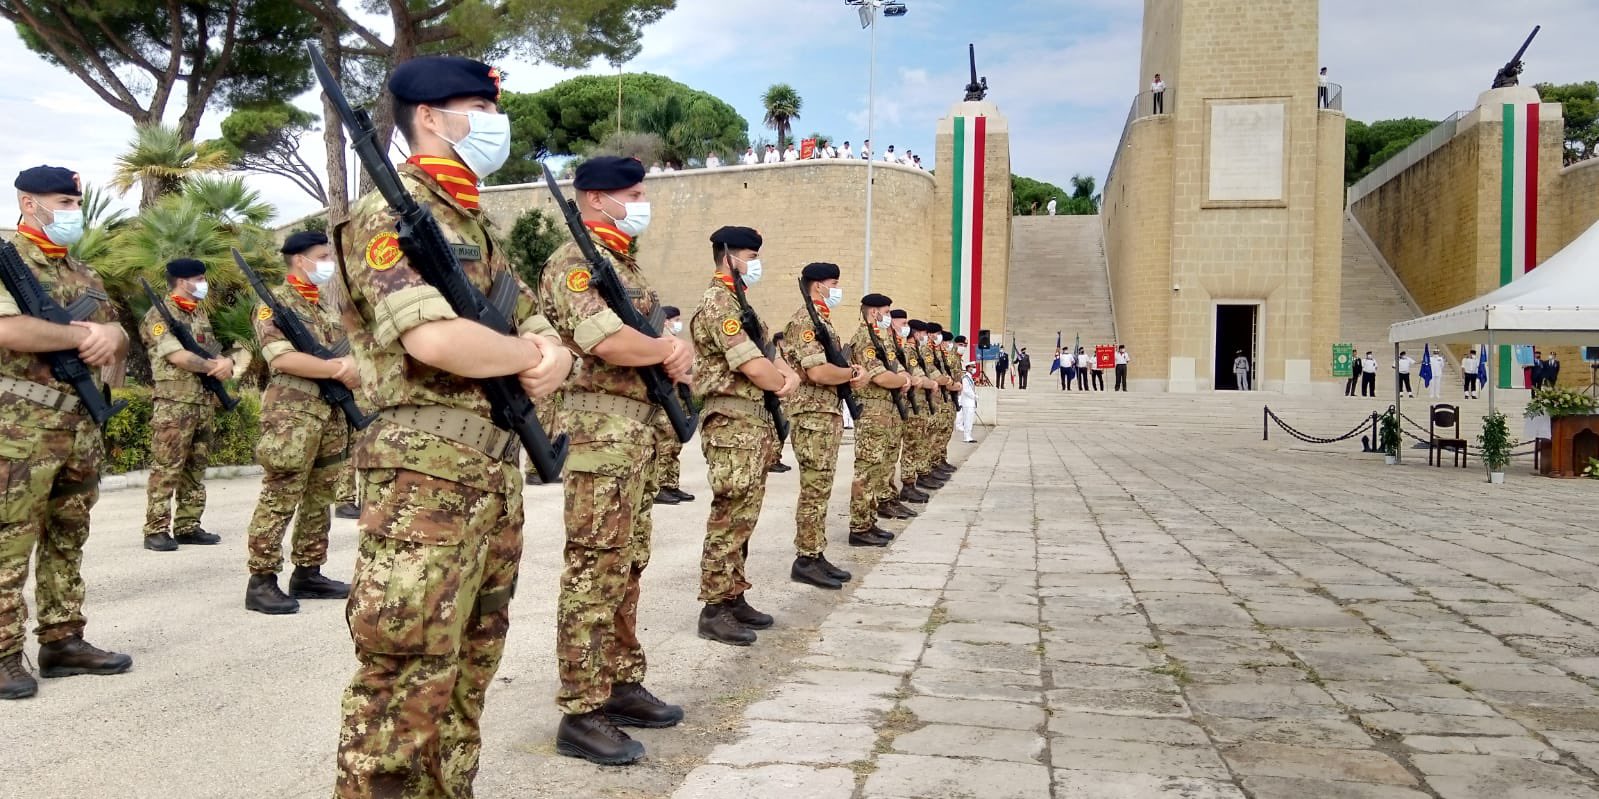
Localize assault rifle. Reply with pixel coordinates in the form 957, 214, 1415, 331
232, 249, 375, 429
0, 241, 127, 426
906, 334, 939, 409
308, 44, 568, 481
884, 325, 926, 415
860, 308, 913, 420
729, 269, 789, 443
923, 339, 957, 405
538, 160, 698, 443
797, 277, 863, 419
139, 277, 240, 411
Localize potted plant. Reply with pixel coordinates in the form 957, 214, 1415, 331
1478, 410, 1514, 483
1379, 410, 1401, 465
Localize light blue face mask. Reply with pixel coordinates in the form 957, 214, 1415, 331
824, 287, 844, 308
437, 108, 512, 179
31, 200, 84, 246
190, 279, 210, 301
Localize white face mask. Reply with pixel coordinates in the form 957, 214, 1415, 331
733, 255, 763, 287
670, 320, 683, 335
604, 195, 652, 236
824, 287, 844, 308
957, 344, 968, 354
896, 324, 910, 338
308, 259, 337, 286
876, 315, 892, 330
190, 279, 210, 301
436, 108, 512, 179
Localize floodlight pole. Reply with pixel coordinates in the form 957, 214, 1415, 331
863, 1, 879, 293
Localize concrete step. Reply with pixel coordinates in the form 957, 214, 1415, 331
1340, 216, 1458, 384
1006, 215, 1116, 357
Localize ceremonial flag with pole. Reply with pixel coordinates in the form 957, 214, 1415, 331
1051, 331, 1061, 374
1420, 343, 1433, 387
1477, 343, 1490, 387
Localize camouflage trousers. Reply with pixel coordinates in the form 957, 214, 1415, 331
936, 396, 956, 463
698, 414, 776, 603
336, 465, 523, 799
850, 399, 901, 532
143, 399, 213, 536
653, 423, 683, 490
791, 411, 843, 557
245, 406, 348, 575
337, 462, 357, 506
557, 437, 656, 715
0, 418, 100, 657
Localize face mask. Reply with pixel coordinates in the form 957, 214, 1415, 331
957, 344, 968, 354
670, 320, 683, 335
33, 202, 84, 246
737, 257, 763, 287
896, 324, 910, 338
876, 315, 892, 330
824, 287, 844, 308
308, 259, 337, 286
190, 280, 210, 301
437, 108, 512, 179
605, 195, 652, 236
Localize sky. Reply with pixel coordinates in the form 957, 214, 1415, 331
2, 0, 1597, 224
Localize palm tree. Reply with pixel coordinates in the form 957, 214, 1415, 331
111, 124, 232, 209
762, 84, 803, 150
67, 183, 129, 264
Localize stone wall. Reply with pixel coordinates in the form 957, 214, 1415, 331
478, 160, 939, 339
1560, 158, 1599, 248
1103, 115, 1174, 389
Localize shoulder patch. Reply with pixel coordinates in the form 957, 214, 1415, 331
257, 305, 273, 321
365, 233, 403, 271
801, 329, 816, 343
151, 322, 167, 337
864, 346, 876, 360
721, 318, 742, 337
566, 267, 591, 293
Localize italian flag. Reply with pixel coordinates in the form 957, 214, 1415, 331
949, 115, 987, 360
1497, 103, 1540, 387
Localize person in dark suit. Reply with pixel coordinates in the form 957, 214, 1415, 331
1530, 350, 1545, 389
1546, 352, 1561, 387
996, 350, 1009, 389
1345, 353, 1362, 396
1015, 348, 1031, 389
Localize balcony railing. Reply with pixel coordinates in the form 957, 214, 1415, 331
1318, 82, 1344, 111
1346, 110, 1472, 206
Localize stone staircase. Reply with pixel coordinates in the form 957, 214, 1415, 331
1005, 215, 1116, 361
1340, 215, 1457, 386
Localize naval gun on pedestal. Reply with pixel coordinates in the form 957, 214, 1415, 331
1491, 25, 1540, 89
963, 43, 988, 101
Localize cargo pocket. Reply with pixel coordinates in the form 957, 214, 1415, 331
0, 438, 38, 525
702, 416, 766, 497
347, 469, 482, 656
562, 444, 644, 550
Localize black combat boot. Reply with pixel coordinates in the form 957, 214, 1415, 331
652, 488, 680, 505
668, 487, 695, 502
849, 528, 891, 547
792, 556, 844, 589
143, 532, 177, 552
817, 554, 853, 582
697, 603, 756, 646
37, 635, 132, 678
289, 565, 351, 599
728, 594, 774, 629
602, 682, 684, 728
916, 474, 947, 491
334, 502, 361, 518
899, 484, 930, 503
768, 461, 792, 473
877, 501, 910, 520
0, 650, 37, 699
245, 574, 300, 615
885, 500, 919, 518
173, 528, 221, 545
556, 710, 645, 765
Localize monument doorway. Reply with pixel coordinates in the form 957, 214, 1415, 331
1213, 303, 1259, 390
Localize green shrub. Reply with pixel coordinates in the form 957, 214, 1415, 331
101, 385, 261, 474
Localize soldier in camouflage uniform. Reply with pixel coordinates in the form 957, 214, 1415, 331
908, 319, 951, 494
242, 230, 358, 615
690, 226, 798, 646
847, 294, 910, 546
537, 156, 694, 765
782, 262, 867, 590
331, 57, 575, 797
930, 326, 960, 478
650, 305, 694, 505
334, 465, 359, 518
140, 257, 232, 551
885, 309, 931, 513
1, 165, 134, 699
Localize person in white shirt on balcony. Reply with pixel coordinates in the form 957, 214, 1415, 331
741, 147, 758, 166
783, 144, 800, 161
1318, 67, 1329, 108
763, 145, 781, 164
839, 141, 854, 159
1151, 73, 1166, 114
705, 152, 722, 169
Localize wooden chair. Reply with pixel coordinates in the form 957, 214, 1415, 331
1429, 404, 1468, 468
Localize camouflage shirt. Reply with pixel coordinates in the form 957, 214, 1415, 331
897, 335, 928, 380
781, 302, 842, 416
690, 275, 767, 414
253, 280, 345, 418
849, 323, 897, 402
141, 295, 217, 404
336, 160, 555, 490
0, 234, 115, 429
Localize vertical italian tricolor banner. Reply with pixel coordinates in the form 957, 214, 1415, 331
950, 115, 987, 359
1497, 102, 1540, 387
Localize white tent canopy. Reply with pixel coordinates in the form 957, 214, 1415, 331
1389, 219, 1599, 346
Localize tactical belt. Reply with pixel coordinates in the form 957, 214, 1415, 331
380, 406, 519, 463
562, 391, 658, 424
701, 395, 766, 423
312, 451, 349, 470
0, 376, 81, 415
274, 374, 322, 398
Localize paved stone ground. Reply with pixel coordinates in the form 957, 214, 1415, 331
673, 389, 1599, 799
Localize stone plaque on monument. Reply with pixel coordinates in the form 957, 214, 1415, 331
1206, 102, 1286, 203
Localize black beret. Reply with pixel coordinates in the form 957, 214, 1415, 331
280, 230, 329, 255
889, 309, 909, 319
574, 156, 646, 191
954, 335, 968, 343
166, 258, 207, 279
709, 226, 763, 251
388, 56, 502, 105
908, 320, 928, 332
861, 293, 892, 308
801, 262, 840, 282
662, 305, 681, 319
926, 322, 943, 333
940, 330, 954, 341
14, 165, 81, 196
